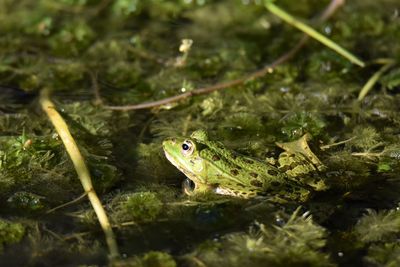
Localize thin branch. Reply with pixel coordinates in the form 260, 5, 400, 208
320, 136, 356, 150
90, 71, 103, 105
99, 0, 345, 111
40, 89, 120, 261
63, 231, 92, 241
265, 0, 365, 67
46, 192, 88, 214
358, 60, 396, 101
351, 152, 383, 158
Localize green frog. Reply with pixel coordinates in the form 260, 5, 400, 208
162, 130, 328, 201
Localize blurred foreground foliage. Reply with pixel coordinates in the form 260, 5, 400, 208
183, 208, 334, 267
0, 0, 400, 266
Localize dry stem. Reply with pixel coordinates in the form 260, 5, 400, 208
40, 88, 120, 261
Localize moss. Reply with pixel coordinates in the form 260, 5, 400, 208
0, 0, 400, 265
50, 62, 86, 90
364, 243, 400, 267
0, 132, 75, 203
348, 126, 381, 152
113, 251, 176, 267
280, 111, 326, 140
6, 191, 45, 213
355, 209, 400, 243
0, 219, 25, 252
222, 112, 264, 133
49, 20, 95, 56
354, 208, 400, 266
141, 251, 176, 267
116, 192, 163, 223
111, 0, 141, 16
184, 208, 334, 267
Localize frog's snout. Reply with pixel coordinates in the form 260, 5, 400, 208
162, 138, 176, 148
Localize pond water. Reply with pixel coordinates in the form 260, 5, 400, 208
0, 0, 399, 266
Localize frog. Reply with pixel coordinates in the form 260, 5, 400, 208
162, 130, 328, 201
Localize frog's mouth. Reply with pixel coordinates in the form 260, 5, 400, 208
163, 144, 206, 188
164, 149, 195, 177
163, 149, 182, 171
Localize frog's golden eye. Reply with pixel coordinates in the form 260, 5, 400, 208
181, 140, 194, 156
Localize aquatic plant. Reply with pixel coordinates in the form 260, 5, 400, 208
0, 0, 399, 266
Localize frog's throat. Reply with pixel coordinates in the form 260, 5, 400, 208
214, 187, 257, 198
164, 150, 206, 185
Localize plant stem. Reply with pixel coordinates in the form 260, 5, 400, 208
40, 88, 120, 261
264, 0, 365, 67
358, 60, 396, 101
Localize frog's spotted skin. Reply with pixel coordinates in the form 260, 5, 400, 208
278, 152, 328, 191
162, 130, 324, 201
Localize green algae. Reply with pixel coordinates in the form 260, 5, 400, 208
113, 251, 177, 267
183, 208, 334, 267
0, 0, 400, 266
0, 219, 25, 252
116, 192, 163, 223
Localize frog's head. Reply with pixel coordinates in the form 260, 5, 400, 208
162, 135, 207, 188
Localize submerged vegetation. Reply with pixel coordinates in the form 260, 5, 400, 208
183, 208, 334, 267
0, 0, 400, 266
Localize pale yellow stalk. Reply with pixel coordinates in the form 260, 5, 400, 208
40, 88, 120, 261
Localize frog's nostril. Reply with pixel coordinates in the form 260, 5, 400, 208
163, 138, 176, 146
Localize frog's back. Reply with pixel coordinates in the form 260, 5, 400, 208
199, 141, 310, 200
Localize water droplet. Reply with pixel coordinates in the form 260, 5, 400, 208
280, 87, 289, 93
324, 26, 332, 35
275, 216, 285, 226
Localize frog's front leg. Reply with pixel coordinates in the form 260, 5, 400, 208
182, 178, 214, 195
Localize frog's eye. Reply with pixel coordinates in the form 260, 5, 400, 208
181, 140, 194, 156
